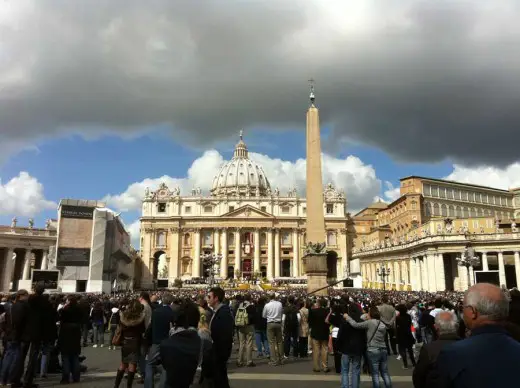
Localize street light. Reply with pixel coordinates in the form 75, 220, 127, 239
376, 265, 391, 291
201, 245, 223, 288
456, 244, 480, 289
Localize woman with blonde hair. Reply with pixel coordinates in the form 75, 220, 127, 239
113, 299, 146, 388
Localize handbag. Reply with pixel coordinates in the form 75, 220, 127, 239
112, 324, 123, 346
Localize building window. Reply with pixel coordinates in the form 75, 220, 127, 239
441, 204, 447, 217
202, 230, 212, 246
156, 232, 166, 247
303, 207, 307, 214
423, 184, 431, 196
261, 250, 266, 255
260, 233, 267, 245
326, 204, 334, 214
158, 203, 166, 213
433, 203, 440, 216
431, 186, 439, 197
454, 189, 460, 200
411, 201, 417, 210
462, 191, 468, 201
183, 233, 191, 245
281, 206, 290, 213
261, 206, 267, 212
184, 206, 191, 214
447, 189, 453, 199
327, 231, 337, 246
228, 206, 235, 212
204, 206, 213, 213
439, 188, 446, 199
281, 231, 291, 245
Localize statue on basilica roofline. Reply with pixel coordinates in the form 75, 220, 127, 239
144, 187, 150, 198
28, 218, 34, 229
273, 187, 280, 196
511, 220, 518, 233
173, 187, 180, 196
11, 217, 17, 228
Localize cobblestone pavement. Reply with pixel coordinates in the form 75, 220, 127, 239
35, 346, 414, 388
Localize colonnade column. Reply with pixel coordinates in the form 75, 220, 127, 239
293, 229, 299, 277
274, 229, 281, 278
254, 228, 260, 273
22, 250, 31, 280
481, 252, 489, 271
421, 258, 429, 291
1, 248, 15, 292
435, 253, 446, 291
235, 228, 241, 278
169, 228, 179, 280
498, 252, 507, 287
193, 229, 201, 278
41, 250, 49, 270
220, 229, 228, 279
409, 259, 416, 290
214, 229, 220, 255
514, 252, 520, 289
267, 229, 274, 279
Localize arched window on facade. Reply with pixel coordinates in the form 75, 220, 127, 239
455, 206, 461, 218
433, 203, 440, 216
424, 202, 431, 217
441, 204, 448, 217
183, 233, 191, 246
281, 231, 291, 245
327, 231, 337, 246
260, 232, 267, 245
462, 207, 468, 218
156, 231, 166, 247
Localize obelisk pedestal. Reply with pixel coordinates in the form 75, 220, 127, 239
303, 81, 329, 296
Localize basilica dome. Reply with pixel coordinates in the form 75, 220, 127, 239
211, 133, 272, 197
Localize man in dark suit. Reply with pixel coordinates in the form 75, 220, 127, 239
144, 294, 176, 388
412, 311, 461, 388
208, 287, 234, 388
436, 283, 520, 388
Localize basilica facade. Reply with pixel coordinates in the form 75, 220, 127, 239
138, 134, 352, 288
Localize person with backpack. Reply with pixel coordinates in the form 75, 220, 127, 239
235, 293, 256, 367
282, 296, 300, 359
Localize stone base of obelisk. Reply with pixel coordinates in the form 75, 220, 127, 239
303, 253, 329, 296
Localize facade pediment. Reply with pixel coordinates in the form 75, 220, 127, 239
221, 205, 274, 219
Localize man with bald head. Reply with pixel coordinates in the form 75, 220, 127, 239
435, 283, 520, 388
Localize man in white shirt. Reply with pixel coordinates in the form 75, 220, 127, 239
262, 294, 284, 366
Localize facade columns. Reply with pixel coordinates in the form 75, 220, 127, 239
274, 229, 281, 278
41, 250, 49, 270
169, 229, 179, 280
421, 257, 430, 291
254, 228, 260, 273
426, 254, 437, 292
214, 229, 220, 254
267, 229, 274, 279
221, 229, 228, 279
1, 248, 15, 292
293, 229, 299, 277
498, 252, 507, 287
235, 228, 241, 277
435, 253, 446, 291
22, 249, 31, 280
481, 252, 489, 271
193, 229, 201, 278
514, 252, 520, 289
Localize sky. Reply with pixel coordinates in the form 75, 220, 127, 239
2, 1, 520, 248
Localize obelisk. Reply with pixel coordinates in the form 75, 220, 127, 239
303, 80, 329, 296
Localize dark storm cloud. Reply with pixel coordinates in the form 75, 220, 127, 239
1, 0, 520, 166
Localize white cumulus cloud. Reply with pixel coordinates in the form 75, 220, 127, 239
127, 219, 141, 249
0, 172, 56, 216
104, 150, 383, 215
445, 163, 520, 190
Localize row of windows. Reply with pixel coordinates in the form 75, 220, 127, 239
424, 202, 513, 219
423, 184, 512, 207
154, 230, 339, 247
156, 203, 335, 215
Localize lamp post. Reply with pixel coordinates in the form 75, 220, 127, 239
456, 244, 480, 289
376, 265, 391, 291
201, 246, 222, 288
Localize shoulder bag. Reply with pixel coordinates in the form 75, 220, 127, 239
367, 320, 382, 347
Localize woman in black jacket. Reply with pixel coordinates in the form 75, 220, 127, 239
90, 302, 105, 348
58, 295, 83, 384
395, 304, 416, 369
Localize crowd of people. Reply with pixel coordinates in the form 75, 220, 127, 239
0, 284, 519, 388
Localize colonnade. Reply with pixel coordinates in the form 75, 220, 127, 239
0, 247, 50, 292
361, 249, 520, 292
